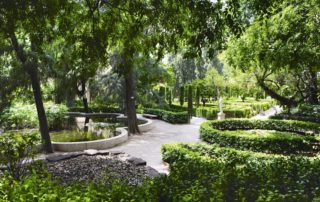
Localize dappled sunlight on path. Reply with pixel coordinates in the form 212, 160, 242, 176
109, 116, 206, 174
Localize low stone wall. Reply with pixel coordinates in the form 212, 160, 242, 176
52, 128, 128, 152
137, 116, 154, 132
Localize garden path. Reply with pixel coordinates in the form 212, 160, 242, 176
109, 105, 282, 174
251, 105, 282, 120
108, 116, 206, 174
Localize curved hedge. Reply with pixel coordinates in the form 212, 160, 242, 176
200, 119, 320, 154
162, 143, 320, 201
143, 108, 189, 124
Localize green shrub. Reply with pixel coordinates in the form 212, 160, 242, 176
143, 108, 189, 124
200, 119, 320, 154
162, 143, 320, 201
0, 131, 40, 180
0, 102, 68, 130
195, 107, 253, 119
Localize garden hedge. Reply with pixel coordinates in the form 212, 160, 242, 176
143, 108, 189, 124
200, 119, 320, 154
195, 99, 275, 120
195, 107, 253, 119
162, 143, 320, 201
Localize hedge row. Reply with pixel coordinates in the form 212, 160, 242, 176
143, 108, 189, 124
195, 100, 275, 120
162, 143, 320, 201
200, 119, 320, 154
195, 107, 253, 119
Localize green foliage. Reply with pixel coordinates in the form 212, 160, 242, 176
0, 132, 40, 180
143, 108, 189, 124
162, 143, 320, 201
50, 130, 113, 143
224, 0, 320, 105
200, 119, 320, 154
0, 102, 68, 130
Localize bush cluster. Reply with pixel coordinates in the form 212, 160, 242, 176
143, 108, 189, 124
0, 102, 68, 131
200, 119, 320, 154
162, 143, 320, 201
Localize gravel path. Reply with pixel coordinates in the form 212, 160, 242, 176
109, 116, 206, 174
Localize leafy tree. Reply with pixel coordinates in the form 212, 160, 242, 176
0, 0, 67, 153
225, 0, 320, 106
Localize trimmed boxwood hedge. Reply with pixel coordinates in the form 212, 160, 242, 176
194, 99, 275, 120
143, 108, 189, 124
162, 143, 320, 201
195, 107, 253, 119
200, 119, 320, 154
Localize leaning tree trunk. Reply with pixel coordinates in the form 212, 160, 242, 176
27, 66, 53, 153
124, 69, 139, 134
257, 78, 298, 107
9, 32, 53, 153
308, 69, 319, 104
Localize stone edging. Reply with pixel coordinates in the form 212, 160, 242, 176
52, 128, 128, 152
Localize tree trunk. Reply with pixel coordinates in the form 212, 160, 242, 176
257, 78, 298, 107
188, 85, 193, 120
27, 67, 53, 153
308, 69, 318, 104
81, 81, 90, 132
196, 86, 200, 107
124, 69, 139, 134
9, 32, 53, 153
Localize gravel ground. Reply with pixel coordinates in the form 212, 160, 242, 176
45, 154, 151, 185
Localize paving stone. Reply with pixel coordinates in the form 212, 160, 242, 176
84, 149, 98, 156
46, 152, 83, 162
127, 157, 147, 166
